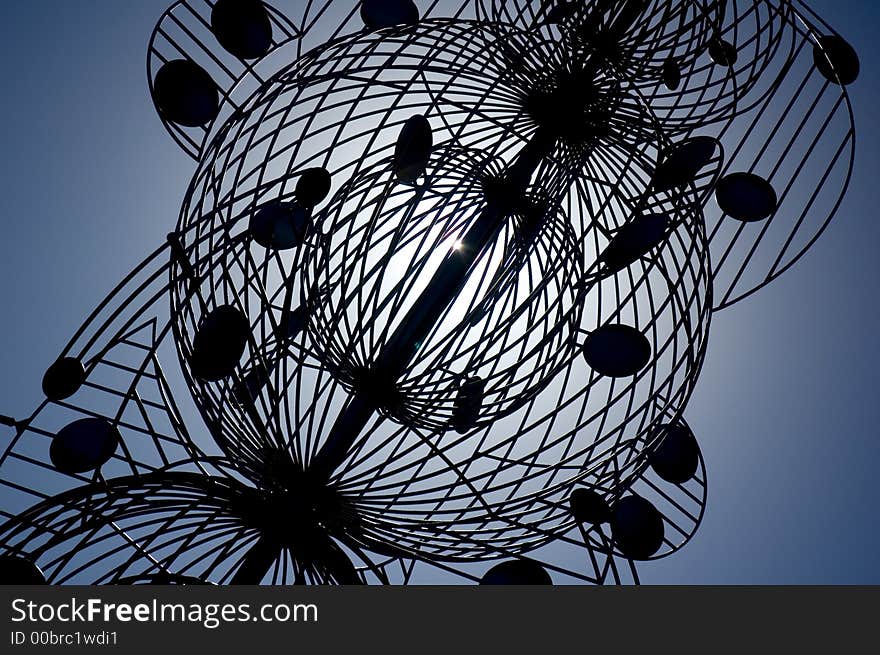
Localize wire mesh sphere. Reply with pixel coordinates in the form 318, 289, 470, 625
161, 13, 713, 562
303, 145, 584, 433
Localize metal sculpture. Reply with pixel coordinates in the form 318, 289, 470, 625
0, 0, 858, 584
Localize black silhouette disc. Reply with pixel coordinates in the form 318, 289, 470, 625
813, 34, 860, 85
708, 38, 737, 67
0, 556, 46, 584
480, 559, 552, 585
211, 0, 273, 60
610, 496, 665, 560
648, 423, 700, 484
296, 168, 333, 208
394, 115, 433, 183
50, 417, 120, 474
652, 137, 718, 192
190, 305, 250, 381
583, 325, 651, 377
42, 357, 85, 401
599, 213, 670, 274
361, 0, 420, 31
570, 488, 611, 525
153, 60, 220, 128
715, 172, 777, 222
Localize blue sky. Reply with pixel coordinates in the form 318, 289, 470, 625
0, 0, 878, 583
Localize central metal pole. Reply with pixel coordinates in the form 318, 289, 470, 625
310, 129, 557, 477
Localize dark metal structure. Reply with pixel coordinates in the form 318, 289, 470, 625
0, 0, 858, 584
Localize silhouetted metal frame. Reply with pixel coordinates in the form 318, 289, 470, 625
0, 0, 858, 585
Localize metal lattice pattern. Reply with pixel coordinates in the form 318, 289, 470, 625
0, 0, 857, 585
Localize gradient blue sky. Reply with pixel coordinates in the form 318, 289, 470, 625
0, 0, 878, 583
